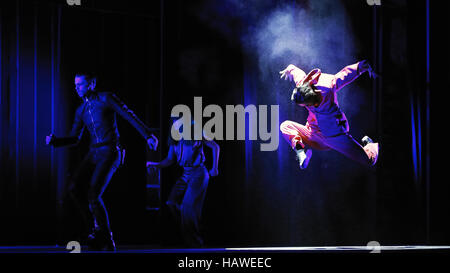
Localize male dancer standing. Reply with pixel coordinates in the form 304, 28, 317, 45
279, 60, 379, 169
147, 120, 219, 247
46, 72, 158, 251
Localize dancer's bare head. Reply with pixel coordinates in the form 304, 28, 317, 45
75, 72, 97, 98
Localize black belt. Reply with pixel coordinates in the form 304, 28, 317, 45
90, 141, 118, 148
182, 164, 204, 169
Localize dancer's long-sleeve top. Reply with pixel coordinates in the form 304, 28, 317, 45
173, 140, 206, 168
299, 61, 368, 137
52, 91, 153, 147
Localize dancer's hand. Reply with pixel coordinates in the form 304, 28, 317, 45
279, 64, 298, 81
147, 134, 158, 151
291, 88, 300, 103
368, 68, 379, 79
209, 168, 219, 177
359, 60, 379, 79
46, 134, 55, 145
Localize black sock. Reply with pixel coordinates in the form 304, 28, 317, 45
295, 143, 303, 150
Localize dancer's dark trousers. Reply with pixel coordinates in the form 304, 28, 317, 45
68, 145, 121, 235
166, 165, 209, 247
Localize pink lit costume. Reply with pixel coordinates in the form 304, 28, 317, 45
280, 61, 379, 166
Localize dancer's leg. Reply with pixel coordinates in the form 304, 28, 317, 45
87, 147, 120, 250
324, 133, 379, 166
280, 120, 330, 150
180, 166, 209, 247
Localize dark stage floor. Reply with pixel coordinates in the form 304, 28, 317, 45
1, 245, 449, 254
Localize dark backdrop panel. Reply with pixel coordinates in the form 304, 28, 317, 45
429, 0, 450, 245
0, 0, 62, 244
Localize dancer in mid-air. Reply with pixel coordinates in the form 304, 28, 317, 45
147, 120, 219, 247
46, 72, 158, 251
279, 60, 379, 169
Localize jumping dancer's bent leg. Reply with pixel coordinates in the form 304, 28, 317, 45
324, 133, 379, 166
280, 120, 330, 169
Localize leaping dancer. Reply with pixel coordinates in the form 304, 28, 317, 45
279, 60, 379, 169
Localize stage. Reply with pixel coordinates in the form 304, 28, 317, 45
0, 245, 449, 254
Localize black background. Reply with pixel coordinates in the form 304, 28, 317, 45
0, 0, 448, 250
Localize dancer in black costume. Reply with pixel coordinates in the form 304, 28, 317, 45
46, 72, 158, 251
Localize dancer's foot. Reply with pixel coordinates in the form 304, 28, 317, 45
295, 148, 312, 170
87, 228, 116, 252
102, 232, 116, 252
362, 136, 379, 166
362, 136, 373, 146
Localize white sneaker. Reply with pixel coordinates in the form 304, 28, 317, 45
362, 136, 379, 166
295, 148, 312, 170
362, 136, 373, 146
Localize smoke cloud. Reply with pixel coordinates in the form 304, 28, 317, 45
197, 0, 358, 74
195, 0, 364, 115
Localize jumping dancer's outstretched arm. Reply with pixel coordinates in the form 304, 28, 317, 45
279, 60, 376, 89
332, 60, 376, 91
280, 64, 306, 86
